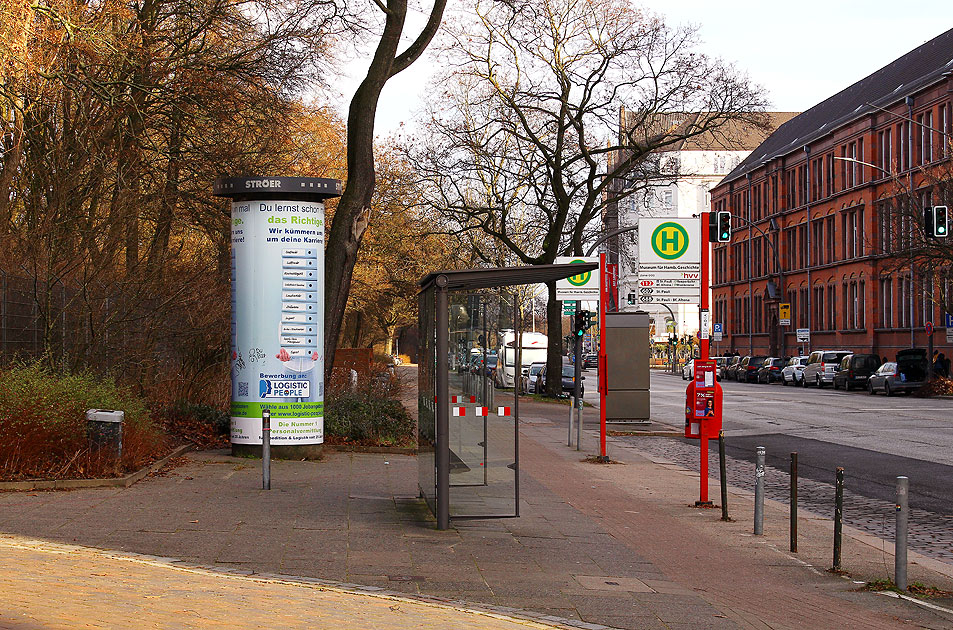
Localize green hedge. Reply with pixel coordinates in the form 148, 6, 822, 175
0, 362, 168, 479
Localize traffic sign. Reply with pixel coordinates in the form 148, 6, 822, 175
779, 303, 791, 326
638, 218, 701, 266
947, 313, 953, 343
926, 321, 934, 336
556, 257, 600, 300
796, 328, 810, 343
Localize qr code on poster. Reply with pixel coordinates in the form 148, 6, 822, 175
237, 381, 249, 397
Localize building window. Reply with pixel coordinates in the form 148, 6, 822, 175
798, 223, 808, 269
826, 216, 836, 263
879, 277, 893, 328
898, 276, 911, 329
918, 111, 934, 165
878, 129, 892, 175
858, 280, 866, 329
942, 102, 951, 158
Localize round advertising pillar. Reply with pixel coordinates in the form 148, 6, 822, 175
213, 176, 342, 459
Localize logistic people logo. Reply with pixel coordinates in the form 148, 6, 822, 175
650, 222, 690, 260
566, 259, 592, 286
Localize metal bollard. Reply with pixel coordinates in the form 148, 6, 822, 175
896, 476, 909, 591
833, 467, 844, 570
262, 409, 271, 490
790, 452, 798, 553
719, 431, 729, 521
567, 397, 575, 447
754, 446, 765, 535
575, 395, 582, 452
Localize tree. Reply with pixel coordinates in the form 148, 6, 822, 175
407, 0, 767, 395
324, 0, 447, 379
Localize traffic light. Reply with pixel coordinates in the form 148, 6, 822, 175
925, 205, 949, 238
715, 211, 731, 242
574, 310, 589, 337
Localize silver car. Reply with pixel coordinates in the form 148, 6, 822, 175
802, 350, 852, 388
867, 362, 899, 395
682, 358, 694, 380
782, 356, 808, 385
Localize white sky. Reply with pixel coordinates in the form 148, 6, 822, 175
335, 2, 952, 138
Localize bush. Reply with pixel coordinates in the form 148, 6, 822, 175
156, 401, 230, 449
325, 379, 414, 447
0, 362, 170, 480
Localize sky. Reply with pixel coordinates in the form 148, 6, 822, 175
335, 1, 952, 137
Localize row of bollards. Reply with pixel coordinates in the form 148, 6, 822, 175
748, 445, 910, 589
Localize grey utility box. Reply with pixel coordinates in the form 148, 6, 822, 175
86, 409, 124, 458
604, 311, 650, 423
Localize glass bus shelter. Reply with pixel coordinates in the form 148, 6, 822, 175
418, 263, 598, 529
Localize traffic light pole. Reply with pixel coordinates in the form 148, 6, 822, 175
697, 211, 713, 507
598, 253, 608, 462
573, 316, 583, 451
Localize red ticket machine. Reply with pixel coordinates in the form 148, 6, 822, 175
684, 359, 722, 439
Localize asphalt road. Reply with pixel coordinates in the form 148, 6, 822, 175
648, 371, 953, 516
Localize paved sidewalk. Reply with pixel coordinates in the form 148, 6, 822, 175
0, 385, 952, 628
0, 535, 576, 630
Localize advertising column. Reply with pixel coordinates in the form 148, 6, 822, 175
213, 176, 342, 458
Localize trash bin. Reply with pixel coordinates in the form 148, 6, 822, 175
86, 409, 124, 459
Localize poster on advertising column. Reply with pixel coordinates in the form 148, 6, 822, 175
214, 176, 342, 449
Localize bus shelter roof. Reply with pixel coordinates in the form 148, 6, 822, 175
419, 262, 599, 293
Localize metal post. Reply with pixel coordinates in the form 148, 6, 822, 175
435, 282, 451, 530
575, 393, 582, 452
754, 446, 765, 535
261, 409, 271, 490
896, 476, 909, 591
719, 430, 729, 521
833, 467, 844, 570
790, 452, 798, 553
568, 397, 574, 447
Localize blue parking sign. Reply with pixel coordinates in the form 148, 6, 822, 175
713, 323, 723, 333
946, 313, 953, 328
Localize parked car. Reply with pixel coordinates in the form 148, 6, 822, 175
682, 358, 695, 380
721, 356, 741, 380
802, 350, 852, 388
738, 355, 768, 383
524, 361, 546, 394
833, 354, 882, 391
782, 356, 809, 386
540, 363, 585, 397
756, 357, 786, 384
867, 362, 899, 396
725, 356, 747, 381
583, 354, 598, 369
713, 357, 728, 381
893, 348, 929, 394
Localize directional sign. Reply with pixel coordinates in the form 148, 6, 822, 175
563, 300, 577, 315
639, 296, 696, 305
796, 328, 810, 343
947, 313, 953, 343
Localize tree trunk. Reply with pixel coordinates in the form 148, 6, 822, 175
544, 281, 564, 397
323, 0, 447, 383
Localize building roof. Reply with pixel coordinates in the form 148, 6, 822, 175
620, 110, 798, 152
721, 27, 953, 185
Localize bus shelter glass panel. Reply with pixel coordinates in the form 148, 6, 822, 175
417, 288, 437, 516
447, 292, 518, 519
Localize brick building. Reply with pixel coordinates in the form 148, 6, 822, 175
710, 28, 953, 358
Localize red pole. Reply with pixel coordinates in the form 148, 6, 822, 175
698, 212, 711, 505
599, 252, 608, 461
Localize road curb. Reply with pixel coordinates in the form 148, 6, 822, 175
603, 430, 953, 582
0, 444, 191, 492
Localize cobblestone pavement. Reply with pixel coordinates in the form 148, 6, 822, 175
619, 436, 953, 564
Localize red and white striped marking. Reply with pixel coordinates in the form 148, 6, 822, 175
452, 407, 466, 417
497, 406, 511, 416
474, 407, 488, 417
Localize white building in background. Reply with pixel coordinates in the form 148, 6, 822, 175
607, 111, 797, 343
